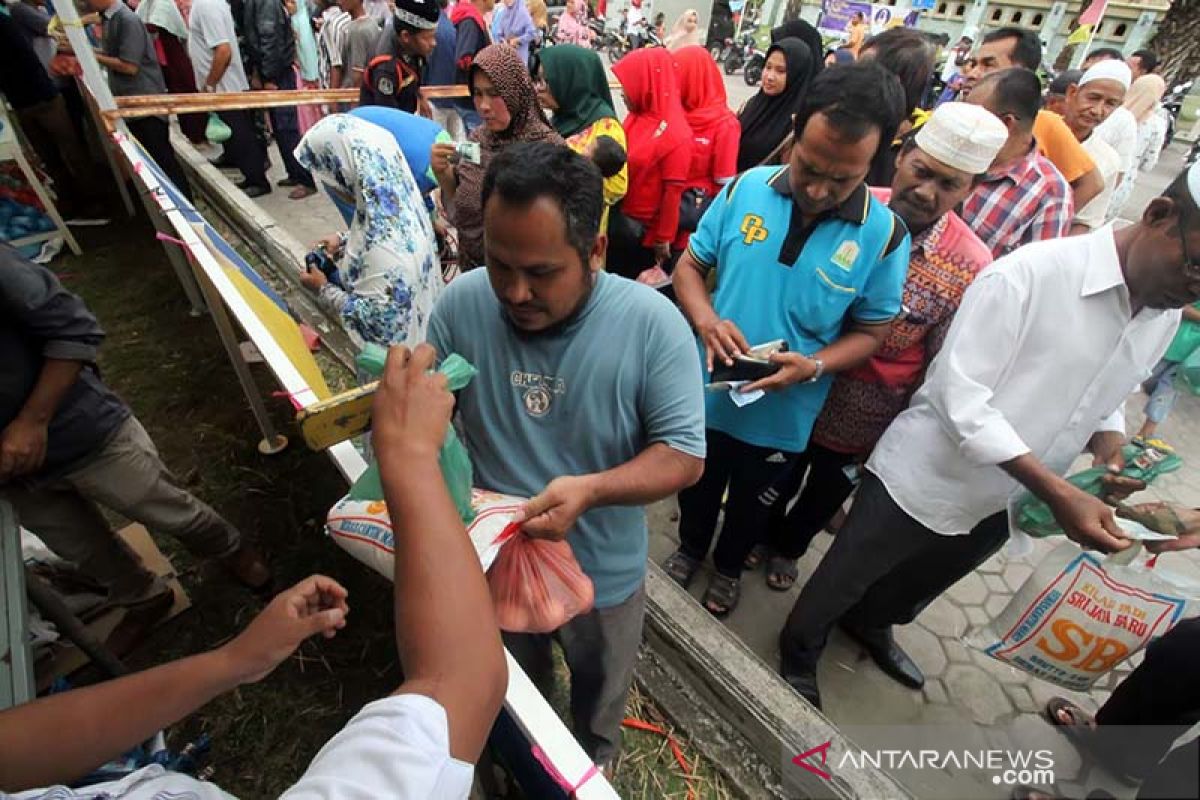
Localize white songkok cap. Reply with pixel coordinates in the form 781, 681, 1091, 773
913, 102, 1009, 175
1080, 59, 1132, 90
1189, 160, 1200, 208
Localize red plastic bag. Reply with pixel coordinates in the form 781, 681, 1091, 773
488, 525, 595, 633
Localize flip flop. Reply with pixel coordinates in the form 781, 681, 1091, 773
766, 556, 799, 591
663, 550, 701, 589
743, 543, 768, 570
702, 573, 740, 617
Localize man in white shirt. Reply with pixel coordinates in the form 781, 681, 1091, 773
1056, 60, 1131, 233
0, 346, 506, 800
778, 162, 1200, 710
188, 0, 271, 196
1083, 49, 1139, 218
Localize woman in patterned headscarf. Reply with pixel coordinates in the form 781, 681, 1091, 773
431, 44, 563, 269
295, 114, 442, 348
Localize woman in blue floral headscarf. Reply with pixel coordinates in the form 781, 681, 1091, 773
295, 114, 442, 349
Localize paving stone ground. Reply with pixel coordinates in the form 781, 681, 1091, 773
212, 85, 1200, 798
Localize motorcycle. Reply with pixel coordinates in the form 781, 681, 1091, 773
606, 17, 661, 63
709, 36, 734, 64
723, 31, 757, 75
742, 38, 767, 85
1162, 79, 1194, 147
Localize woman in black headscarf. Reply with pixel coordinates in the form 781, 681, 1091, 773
771, 19, 824, 74
735, 38, 815, 171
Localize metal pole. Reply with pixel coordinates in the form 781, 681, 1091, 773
25, 571, 129, 680
193, 268, 289, 456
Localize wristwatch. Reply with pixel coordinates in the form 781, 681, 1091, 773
805, 356, 825, 383
203, 83, 217, 93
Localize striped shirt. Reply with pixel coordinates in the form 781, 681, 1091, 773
317, 7, 350, 88
960, 141, 1074, 259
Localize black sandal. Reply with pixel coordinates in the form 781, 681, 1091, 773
743, 543, 768, 570
702, 573, 740, 617
766, 556, 799, 591
1044, 697, 1098, 751
663, 550, 701, 589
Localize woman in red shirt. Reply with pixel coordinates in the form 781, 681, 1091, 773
672, 45, 740, 254
608, 48, 693, 283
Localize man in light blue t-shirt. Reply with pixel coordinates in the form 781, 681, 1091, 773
427, 142, 705, 768
665, 63, 911, 620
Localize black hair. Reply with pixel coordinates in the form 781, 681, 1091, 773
793, 62, 906, 145
981, 27, 1042, 71
1085, 47, 1124, 64
482, 142, 603, 265
860, 28, 936, 117
1131, 49, 1159, 73
1046, 68, 1083, 96
589, 135, 626, 179
973, 67, 1042, 129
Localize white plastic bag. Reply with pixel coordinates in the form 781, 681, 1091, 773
967, 543, 1200, 691
327, 488, 525, 578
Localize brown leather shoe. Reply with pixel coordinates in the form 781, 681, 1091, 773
222, 544, 272, 590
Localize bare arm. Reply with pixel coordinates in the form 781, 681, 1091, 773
205, 42, 233, 88
374, 345, 507, 762
516, 443, 703, 541
1070, 166, 1104, 211
1002, 453, 1130, 552
0, 577, 348, 792
94, 51, 139, 75
1183, 305, 1200, 324
0, 359, 81, 480
742, 321, 891, 393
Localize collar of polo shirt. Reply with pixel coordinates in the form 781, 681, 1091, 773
767, 166, 871, 225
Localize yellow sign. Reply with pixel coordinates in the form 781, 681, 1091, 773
740, 214, 768, 245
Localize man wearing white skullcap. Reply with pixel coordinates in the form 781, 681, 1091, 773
1059, 61, 1131, 232
779, 153, 1200, 709
770, 102, 1010, 703
1080, 50, 1141, 222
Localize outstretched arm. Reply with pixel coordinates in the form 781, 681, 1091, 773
373, 344, 507, 762
0, 576, 349, 793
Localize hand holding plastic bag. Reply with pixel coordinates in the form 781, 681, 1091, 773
488, 525, 595, 633
1014, 444, 1182, 538
347, 345, 478, 524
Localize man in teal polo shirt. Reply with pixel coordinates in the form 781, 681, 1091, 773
663, 63, 911, 618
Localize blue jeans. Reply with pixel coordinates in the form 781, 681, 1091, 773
1143, 359, 1180, 425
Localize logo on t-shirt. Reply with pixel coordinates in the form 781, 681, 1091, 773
831, 240, 860, 271
740, 214, 768, 246
511, 371, 566, 418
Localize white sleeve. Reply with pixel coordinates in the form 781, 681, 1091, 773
923, 268, 1031, 466
280, 694, 475, 800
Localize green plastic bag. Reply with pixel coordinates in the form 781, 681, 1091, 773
1014, 444, 1182, 538
206, 113, 232, 144
346, 346, 478, 524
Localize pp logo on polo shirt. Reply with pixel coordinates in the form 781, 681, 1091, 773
740, 214, 768, 246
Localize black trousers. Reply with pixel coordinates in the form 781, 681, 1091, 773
779, 470, 1009, 674
217, 108, 268, 188
265, 69, 314, 188
1086, 616, 1200, 795
677, 429, 801, 578
764, 443, 857, 560
127, 116, 193, 202
605, 206, 655, 280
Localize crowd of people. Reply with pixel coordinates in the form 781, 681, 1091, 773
3, 4, 1200, 798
